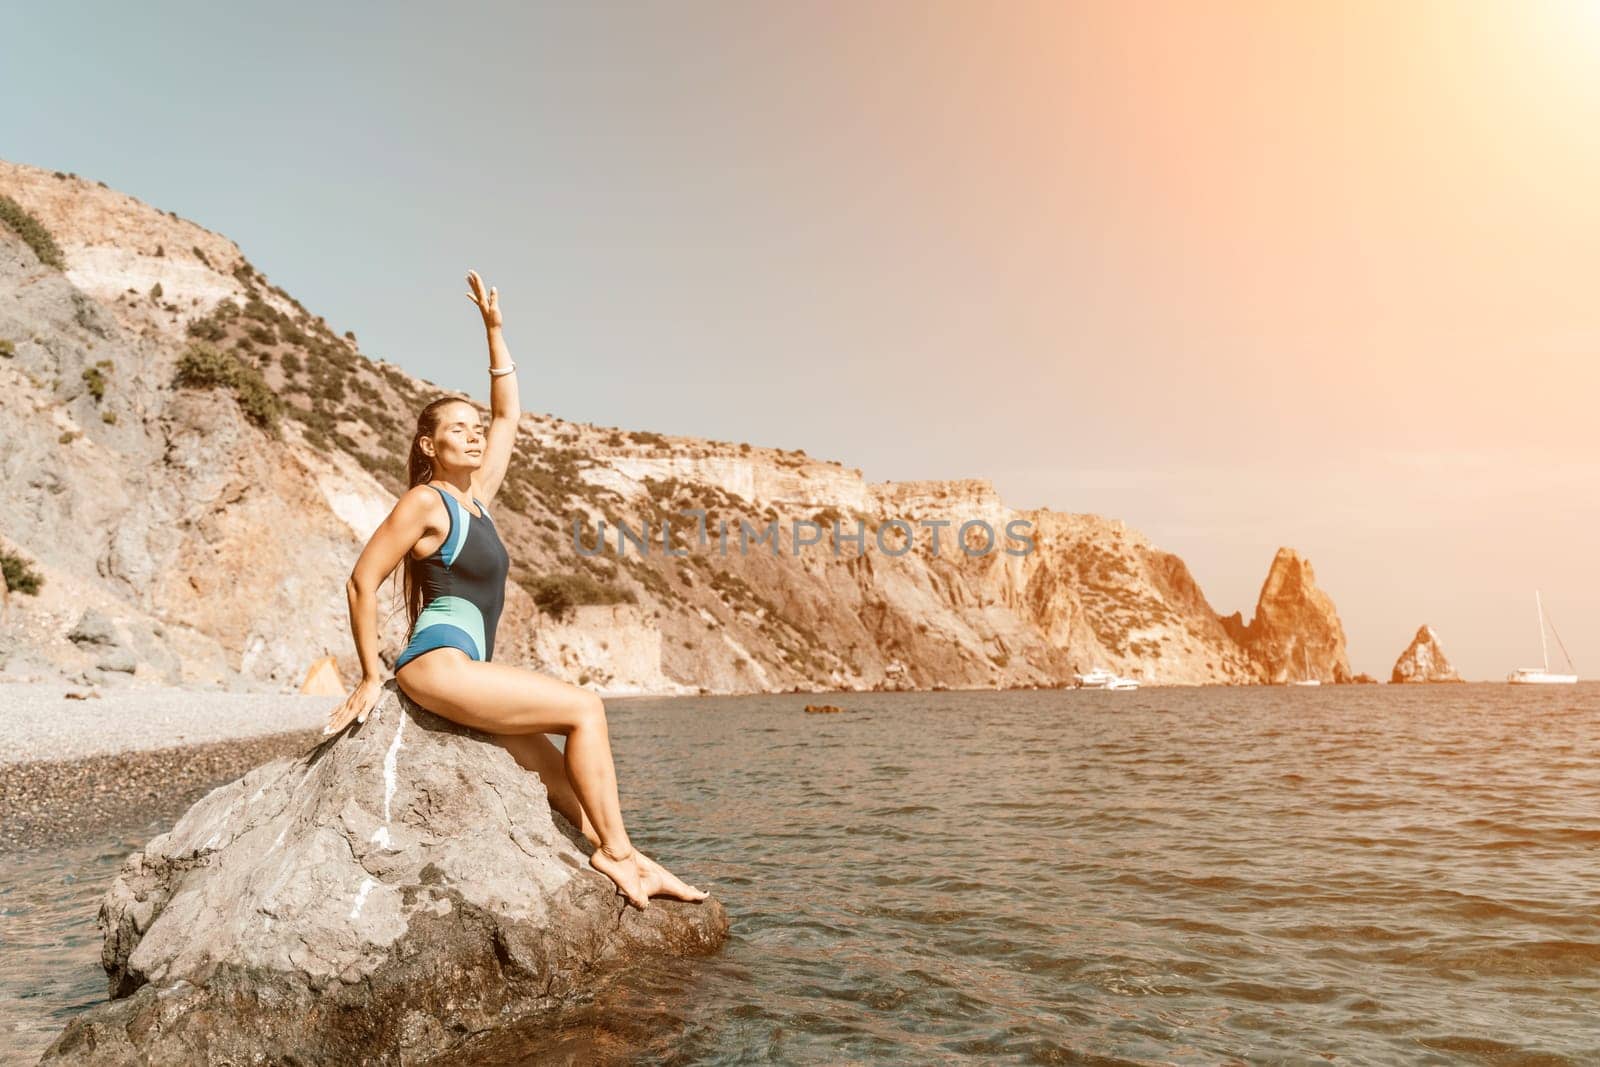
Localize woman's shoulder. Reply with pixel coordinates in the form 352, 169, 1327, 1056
399, 483, 452, 525
401, 482, 447, 506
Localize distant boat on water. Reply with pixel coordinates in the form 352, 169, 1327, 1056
1507, 590, 1578, 685
1291, 646, 1321, 686
1074, 666, 1140, 690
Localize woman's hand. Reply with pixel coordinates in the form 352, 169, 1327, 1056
465, 269, 502, 330
323, 676, 385, 736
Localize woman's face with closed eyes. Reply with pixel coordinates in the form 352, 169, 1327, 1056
426, 401, 485, 469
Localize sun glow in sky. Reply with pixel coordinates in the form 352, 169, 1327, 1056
5, 1, 1599, 680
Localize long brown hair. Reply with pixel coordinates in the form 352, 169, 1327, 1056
394, 396, 478, 636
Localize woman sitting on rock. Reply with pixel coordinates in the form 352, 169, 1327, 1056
322, 270, 705, 911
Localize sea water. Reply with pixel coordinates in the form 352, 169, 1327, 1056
4, 684, 1597, 1064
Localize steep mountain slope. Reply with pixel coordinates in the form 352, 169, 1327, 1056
0, 160, 1351, 692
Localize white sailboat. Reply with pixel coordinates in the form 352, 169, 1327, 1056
1291, 646, 1321, 686
1507, 590, 1578, 685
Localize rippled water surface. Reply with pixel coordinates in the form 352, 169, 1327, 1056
6, 684, 1600, 1064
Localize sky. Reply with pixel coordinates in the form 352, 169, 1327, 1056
5, 1, 1598, 680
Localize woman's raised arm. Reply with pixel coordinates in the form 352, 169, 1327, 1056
466, 269, 520, 502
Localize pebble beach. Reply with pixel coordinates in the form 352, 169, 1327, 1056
0, 682, 341, 851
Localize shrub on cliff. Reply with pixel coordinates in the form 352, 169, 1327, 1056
81, 361, 109, 402
185, 313, 227, 342
173, 343, 236, 388
0, 195, 65, 269
308, 366, 346, 403
1, 547, 44, 595
522, 572, 637, 621
173, 343, 283, 437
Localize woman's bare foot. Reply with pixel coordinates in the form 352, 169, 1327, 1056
590, 842, 649, 909
632, 850, 710, 902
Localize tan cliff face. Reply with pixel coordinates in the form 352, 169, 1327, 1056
0, 159, 1354, 692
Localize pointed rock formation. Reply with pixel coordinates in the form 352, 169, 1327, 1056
41, 681, 728, 1064
297, 653, 345, 695
1218, 547, 1355, 684
1390, 624, 1463, 683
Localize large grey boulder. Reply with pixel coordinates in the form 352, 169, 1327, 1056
41, 680, 728, 1064
67, 608, 122, 647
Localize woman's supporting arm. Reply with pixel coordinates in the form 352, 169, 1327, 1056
344, 486, 433, 679
344, 578, 386, 683
323, 489, 434, 735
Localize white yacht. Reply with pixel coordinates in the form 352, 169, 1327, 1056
1074, 666, 1140, 690
1507, 590, 1578, 685
1074, 666, 1116, 688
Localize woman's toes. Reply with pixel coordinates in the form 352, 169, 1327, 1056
622, 851, 709, 902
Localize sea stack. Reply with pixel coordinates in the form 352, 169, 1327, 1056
1390, 624, 1464, 683
1217, 547, 1355, 684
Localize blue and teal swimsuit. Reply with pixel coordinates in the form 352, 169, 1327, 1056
394, 484, 511, 671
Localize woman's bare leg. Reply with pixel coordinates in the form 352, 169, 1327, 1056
492, 732, 708, 902
396, 650, 650, 908
492, 731, 599, 845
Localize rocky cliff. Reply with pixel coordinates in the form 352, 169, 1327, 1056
1390, 624, 1463, 683
0, 159, 1358, 691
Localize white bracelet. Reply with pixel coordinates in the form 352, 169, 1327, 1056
489, 362, 517, 377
